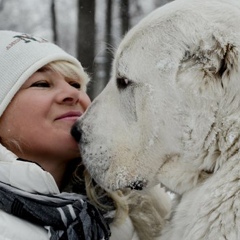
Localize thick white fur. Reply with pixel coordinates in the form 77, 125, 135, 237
75, 0, 240, 238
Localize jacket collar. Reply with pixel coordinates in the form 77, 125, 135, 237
0, 144, 59, 194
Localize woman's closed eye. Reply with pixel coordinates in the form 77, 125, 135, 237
30, 81, 50, 88
69, 81, 81, 90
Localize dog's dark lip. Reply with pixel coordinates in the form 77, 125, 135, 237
127, 179, 148, 190
55, 111, 82, 120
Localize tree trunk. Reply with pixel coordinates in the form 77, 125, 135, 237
104, 0, 113, 84
51, 0, 58, 44
77, 0, 96, 99
0, 0, 5, 11
120, 0, 129, 36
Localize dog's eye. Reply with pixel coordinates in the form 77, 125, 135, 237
117, 77, 132, 90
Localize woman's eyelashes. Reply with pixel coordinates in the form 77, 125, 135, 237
30, 81, 50, 88
29, 80, 81, 90
69, 81, 81, 90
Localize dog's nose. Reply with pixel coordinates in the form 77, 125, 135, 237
71, 123, 81, 142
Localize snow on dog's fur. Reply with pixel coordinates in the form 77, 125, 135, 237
72, 0, 240, 238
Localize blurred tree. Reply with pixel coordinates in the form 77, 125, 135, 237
77, 0, 96, 100
104, 0, 113, 84
0, 0, 5, 11
51, 0, 58, 44
120, 0, 129, 36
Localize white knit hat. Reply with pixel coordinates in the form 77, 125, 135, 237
0, 30, 83, 116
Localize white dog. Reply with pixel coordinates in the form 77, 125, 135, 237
72, 0, 240, 239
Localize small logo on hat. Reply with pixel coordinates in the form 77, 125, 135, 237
6, 33, 48, 50
13, 34, 48, 43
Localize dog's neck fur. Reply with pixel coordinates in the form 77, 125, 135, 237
158, 107, 240, 196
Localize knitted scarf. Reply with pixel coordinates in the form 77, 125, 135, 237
0, 182, 111, 240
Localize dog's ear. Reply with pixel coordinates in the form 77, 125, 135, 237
180, 35, 238, 82
211, 38, 238, 78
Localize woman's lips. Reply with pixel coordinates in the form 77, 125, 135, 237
55, 111, 82, 121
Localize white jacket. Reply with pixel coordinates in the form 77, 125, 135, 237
0, 144, 139, 240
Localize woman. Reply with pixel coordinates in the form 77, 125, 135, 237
0, 30, 112, 240
0, 30, 170, 240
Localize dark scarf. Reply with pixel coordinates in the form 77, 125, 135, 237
0, 182, 111, 240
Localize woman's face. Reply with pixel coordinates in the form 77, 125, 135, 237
0, 66, 91, 168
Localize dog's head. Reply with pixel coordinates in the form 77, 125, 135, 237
72, 0, 240, 193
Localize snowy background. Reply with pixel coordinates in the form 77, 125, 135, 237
0, 0, 172, 98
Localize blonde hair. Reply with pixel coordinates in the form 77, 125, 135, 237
72, 165, 171, 239
71, 164, 129, 223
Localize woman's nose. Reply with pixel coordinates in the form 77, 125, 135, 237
58, 83, 91, 110
59, 85, 80, 105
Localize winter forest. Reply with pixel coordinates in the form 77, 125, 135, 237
0, 0, 172, 99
